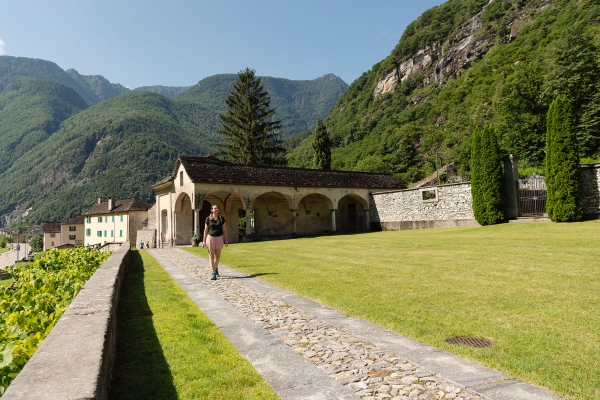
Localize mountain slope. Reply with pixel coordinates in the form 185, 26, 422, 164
287, 0, 600, 185
175, 73, 348, 139
0, 91, 211, 222
133, 85, 191, 97
0, 76, 88, 174
66, 69, 130, 101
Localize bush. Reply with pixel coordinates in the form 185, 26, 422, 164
0, 248, 110, 394
545, 95, 583, 222
471, 126, 505, 225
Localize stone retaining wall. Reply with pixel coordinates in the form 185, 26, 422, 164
370, 182, 478, 231
137, 229, 157, 248
580, 163, 600, 218
3, 245, 131, 400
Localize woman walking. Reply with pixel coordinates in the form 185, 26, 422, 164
202, 204, 228, 280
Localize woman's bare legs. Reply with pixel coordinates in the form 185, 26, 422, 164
208, 247, 222, 279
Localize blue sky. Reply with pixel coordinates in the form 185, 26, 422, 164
0, 0, 446, 88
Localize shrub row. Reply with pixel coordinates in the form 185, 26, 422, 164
0, 248, 110, 395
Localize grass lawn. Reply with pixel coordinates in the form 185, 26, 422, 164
186, 220, 600, 400
109, 250, 279, 400
0, 247, 9, 254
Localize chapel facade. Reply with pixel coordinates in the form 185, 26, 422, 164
151, 156, 404, 246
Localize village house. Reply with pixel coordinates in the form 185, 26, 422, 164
60, 215, 85, 247
150, 156, 404, 246
83, 197, 150, 247
41, 222, 61, 251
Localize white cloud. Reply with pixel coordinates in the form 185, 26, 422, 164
0, 38, 5, 55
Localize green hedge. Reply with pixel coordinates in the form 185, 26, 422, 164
471, 126, 505, 225
0, 248, 110, 394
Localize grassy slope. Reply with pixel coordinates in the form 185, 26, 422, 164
186, 221, 600, 400
110, 251, 279, 400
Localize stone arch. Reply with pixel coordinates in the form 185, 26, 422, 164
252, 191, 293, 240
296, 193, 334, 235
204, 191, 246, 243
338, 194, 369, 233
174, 192, 193, 245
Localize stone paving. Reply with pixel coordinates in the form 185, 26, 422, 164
159, 248, 486, 400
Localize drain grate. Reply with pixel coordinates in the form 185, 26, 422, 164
445, 336, 492, 348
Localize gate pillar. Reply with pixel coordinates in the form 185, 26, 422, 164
503, 154, 520, 219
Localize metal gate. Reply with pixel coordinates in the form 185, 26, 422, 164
518, 174, 546, 217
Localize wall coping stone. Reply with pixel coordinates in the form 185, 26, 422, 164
372, 181, 472, 195
3, 245, 130, 400
580, 163, 600, 168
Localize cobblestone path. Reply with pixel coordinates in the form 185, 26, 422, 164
158, 248, 486, 400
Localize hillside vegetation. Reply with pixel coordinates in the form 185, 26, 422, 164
0, 56, 347, 224
287, 0, 600, 186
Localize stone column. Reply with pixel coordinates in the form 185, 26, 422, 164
291, 209, 297, 235
244, 207, 254, 242
365, 209, 370, 231
503, 154, 520, 220
193, 209, 200, 234
331, 209, 337, 232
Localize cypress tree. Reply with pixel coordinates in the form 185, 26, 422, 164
217, 68, 286, 167
545, 95, 583, 222
470, 128, 483, 220
471, 126, 505, 225
312, 119, 331, 170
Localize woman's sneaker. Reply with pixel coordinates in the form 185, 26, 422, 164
215, 268, 220, 277
211, 271, 217, 280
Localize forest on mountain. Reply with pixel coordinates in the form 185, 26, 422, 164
0, 57, 347, 225
287, 0, 600, 186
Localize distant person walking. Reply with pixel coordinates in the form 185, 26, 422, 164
139, 240, 144, 249
203, 204, 228, 280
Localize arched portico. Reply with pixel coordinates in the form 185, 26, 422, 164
202, 191, 245, 244
252, 191, 293, 240
296, 193, 334, 235
174, 193, 193, 245
338, 194, 369, 232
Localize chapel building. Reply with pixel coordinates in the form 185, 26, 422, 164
151, 156, 404, 246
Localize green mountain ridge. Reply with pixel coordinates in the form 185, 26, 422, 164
0, 57, 348, 225
287, 0, 600, 186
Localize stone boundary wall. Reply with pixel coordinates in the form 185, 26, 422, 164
3, 245, 131, 400
137, 229, 157, 248
370, 182, 478, 231
580, 163, 600, 218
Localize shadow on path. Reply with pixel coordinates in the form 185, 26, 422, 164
109, 251, 177, 400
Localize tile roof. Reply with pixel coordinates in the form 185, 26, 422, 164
61, 215, 85, 225
41, 222, 61, 233
83, 197, 150, 216
153, 156, 404, 190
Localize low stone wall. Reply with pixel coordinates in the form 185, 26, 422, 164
3, 245, 131, 400
581, 163, 600, 218
137, 229, 156, 248
370, 182, 478, 231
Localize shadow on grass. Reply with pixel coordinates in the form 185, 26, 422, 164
233, 272, 279, 279
109, 251, 177, 400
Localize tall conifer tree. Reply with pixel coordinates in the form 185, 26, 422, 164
312, 119, 331, 170
471, 126, 504, 225
217, 68, 286, 167
545, 95, 583, 222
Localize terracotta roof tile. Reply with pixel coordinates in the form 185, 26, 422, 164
154, 156, 404, 190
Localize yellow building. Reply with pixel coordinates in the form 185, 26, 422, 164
83, 197, 150, 247
41, 222, 61, 251
60, 215, 85, 246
